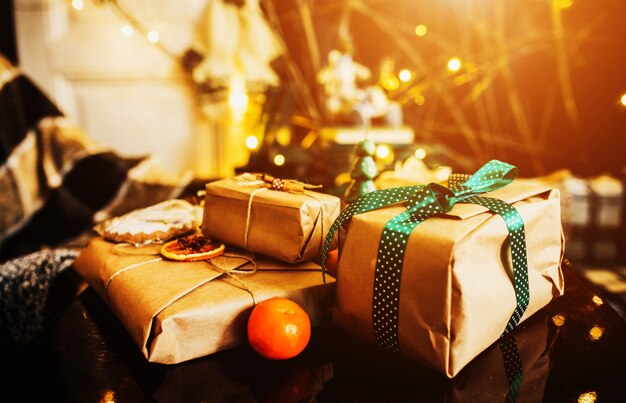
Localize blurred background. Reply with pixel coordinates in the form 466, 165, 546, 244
3, 0, 625, 310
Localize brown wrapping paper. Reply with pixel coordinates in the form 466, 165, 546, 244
73, 238, 335, 364
333, 181, 564, 378
201, 177, 340, 263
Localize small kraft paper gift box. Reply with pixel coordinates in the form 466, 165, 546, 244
74, 238, 335, 364
320, 160, 564, 378
202, 174, 340, 263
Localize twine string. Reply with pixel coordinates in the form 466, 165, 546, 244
239, 175, 326, 255
244, 188, 267, 250
301, 191, 326, 255
207, 252, 259, 305
104, 251, 258, 307
105, 257, 163, 305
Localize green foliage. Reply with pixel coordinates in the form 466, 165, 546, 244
344, 140, 378, 203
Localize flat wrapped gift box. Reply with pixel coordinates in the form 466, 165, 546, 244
333, 181, 564, 378
73, 238, 335, 364
201, 177, 340, 263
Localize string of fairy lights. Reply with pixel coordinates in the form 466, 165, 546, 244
70, 0, 177, 60
69, 0, 626, 172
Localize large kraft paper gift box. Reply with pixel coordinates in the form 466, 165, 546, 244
324, 160, 564, 378
202, 175, 340, 263
73, 238, 335, 364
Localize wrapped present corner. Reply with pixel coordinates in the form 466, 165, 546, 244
73, 238, 335, 364
321, 160, 564, 378
201, 175, 340, 263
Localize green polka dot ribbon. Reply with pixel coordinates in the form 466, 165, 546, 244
320, 160, 530, 351
499, 334, 523, 403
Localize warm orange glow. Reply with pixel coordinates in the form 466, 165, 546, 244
588, 325, 604, 341
255, 93, 267, 104
414, 148, 427, 159
620, 93, 626, 107
577, 391, 597, 403
399, 69, 412, 82
551, 314, 566, 327
556, 0, 575, 10
447, 58, 462, 72
229, 74, 249, 115
414, 24, 428, 37
592, 295, 603, 306
100, 390, 116, 403
245, 136, 259, 150
376, 145, 390, 159
383, 77, 400, 91
274, 154, 286, 166
414, 94, 426, 105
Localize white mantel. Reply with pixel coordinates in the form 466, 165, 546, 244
14, 0, 245, 177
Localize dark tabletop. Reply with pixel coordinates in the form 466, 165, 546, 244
3, 260, 626, 403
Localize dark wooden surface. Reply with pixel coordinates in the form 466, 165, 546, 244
3, 260, 625, 402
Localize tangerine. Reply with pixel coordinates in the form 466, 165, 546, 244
324, 248, 339, 276
247, 297, 311, 360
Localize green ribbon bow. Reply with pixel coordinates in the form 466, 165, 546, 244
320, 160, 530, 350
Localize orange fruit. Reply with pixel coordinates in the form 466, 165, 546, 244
160, 234, 225, 261
324, 248, 339, 276
247, 297, 311, 360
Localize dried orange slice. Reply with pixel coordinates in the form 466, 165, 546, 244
161, 234, 225, 261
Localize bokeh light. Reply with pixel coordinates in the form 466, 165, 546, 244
588, 325, 604, 341
414, 148, 427, 159
245, 136, 259, 150
447, 57, 462, 72
383, 77, 400, 91
551, 314, 566, 327
147, 30, 160, 43
577, 391, 597, 403
414, 24, 427, 37
376, 145, 390, 159
273, 154, 286, 166
121, 24, 134, 37
399, 69, 412, 82
414, 94, 426, 105
71, 0, 84, 10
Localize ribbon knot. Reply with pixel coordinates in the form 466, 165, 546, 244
401, 160, 518, 222
449, 183, 475, 199
320, 159, 531, 355
405, 183, 455, 220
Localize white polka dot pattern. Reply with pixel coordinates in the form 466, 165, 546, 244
319, 160, 530, 357
499, 334, 523, 402
373, 185, 446, 352
320, 185, 423, 281
462, 195, 530, 335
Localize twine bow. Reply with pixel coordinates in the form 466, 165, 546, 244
238, 173, 322, 193
237, 173, 327, 254
106, 247, 258, 306
320, 160, 530, 351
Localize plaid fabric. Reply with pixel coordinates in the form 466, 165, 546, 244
0, 54, 194, 349
0, 69, 142, 259
0, 55, 192, 260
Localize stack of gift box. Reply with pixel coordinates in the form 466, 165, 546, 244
74, 160, 564, 378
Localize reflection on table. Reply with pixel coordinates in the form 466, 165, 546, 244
4, 260, 626, 402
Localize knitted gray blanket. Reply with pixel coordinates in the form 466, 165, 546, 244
0, 248, 79, 347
